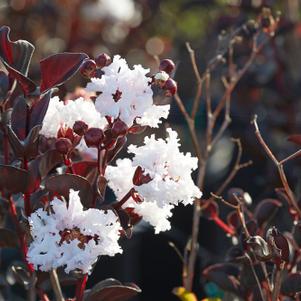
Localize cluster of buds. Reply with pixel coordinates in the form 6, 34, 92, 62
83, 118, 128, 150
80, 53, 112, 78
153, 59, 177, 97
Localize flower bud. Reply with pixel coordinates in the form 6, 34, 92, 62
103, 129, 117, 150
55, 138, 73, 155
73, 120, 88, 136
164, 78, 177, 96
111, 120, 128, 138
159, 59, 175, 74
84, 128, 104, 148
95, 53, 112, 68
80, 59, 97, 78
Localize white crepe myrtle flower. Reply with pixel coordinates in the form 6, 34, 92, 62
106, 129, 202, 233
40, 96, 107, 138
86, 55, 170, 127
27, 190, 122, 274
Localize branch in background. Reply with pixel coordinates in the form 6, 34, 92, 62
251, 115, 301, 217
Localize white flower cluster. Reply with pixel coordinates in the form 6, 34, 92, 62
86, 55, 170, 127
106, 128, 202, 233
40, 96, 107, 138
27, 190, 122, 274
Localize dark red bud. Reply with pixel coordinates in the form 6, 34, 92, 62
73, 120, 88, 136
159, 59, 175, 74
55, 138, 73, 155
80, 59, 97, 78
133, 166, 152, 186
95, 53, 112, 68
111, 120, 128, 138
102, 129, 117, 150
164, 78, 177, 96
84, 128, 104, 148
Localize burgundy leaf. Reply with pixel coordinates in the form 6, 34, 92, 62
45, 174, 93, 207
0, 165, 29, 194
107, 136, 127, 164
0, 26, 35, 75
66, 161, 98, 184
288, 135, 301, 147
281, 273, 301, 296
40, 52, 89, 93
2, 60, 37, 96
0, 228, 19, 248
254, 199, 282, 227
29, 149, 64, 180
11, 96, 28, 140
28, 90, 52, 131
85, 278, 141, 301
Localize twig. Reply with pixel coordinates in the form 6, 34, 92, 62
186, 42, 203, 120
215, 138, 252, 195
174, 93, 203, 162
49, 269, 64, 301
251, 115, 301, 217
272, 264, 284, 301
245, 253, 266, 301
279, 149, 301, 165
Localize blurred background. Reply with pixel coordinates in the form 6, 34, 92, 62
1, 0, 301, 300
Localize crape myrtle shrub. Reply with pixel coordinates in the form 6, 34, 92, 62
1, 4, 301, 301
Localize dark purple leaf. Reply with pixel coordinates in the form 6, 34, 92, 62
11, 96, 28, 140
66, 161, 98, 185
227, 211, 240, 230
266, 227, 290, 263
0, 26, 34, 75
40, 52, 89, 93
0, 165, 29, 194
0, 228, 19, 248
254, 199, 282, 227
45, 174, 93, 207
1, 60, 37, 95
227, 187, 244, 206
29, 149, 63, 180
281, 273, 301, 296
0, 71, 9, 100
28, 90, 52, 130
85, 278, 141, 301
7, 124, 41, 159
107, 136, 127, 164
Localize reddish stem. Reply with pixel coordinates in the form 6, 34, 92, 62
75, 274, 88, 301
114, 188, 135, 210
212, 216, 235, 235
8, 196, 34, 272
23, 157, 32, 216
